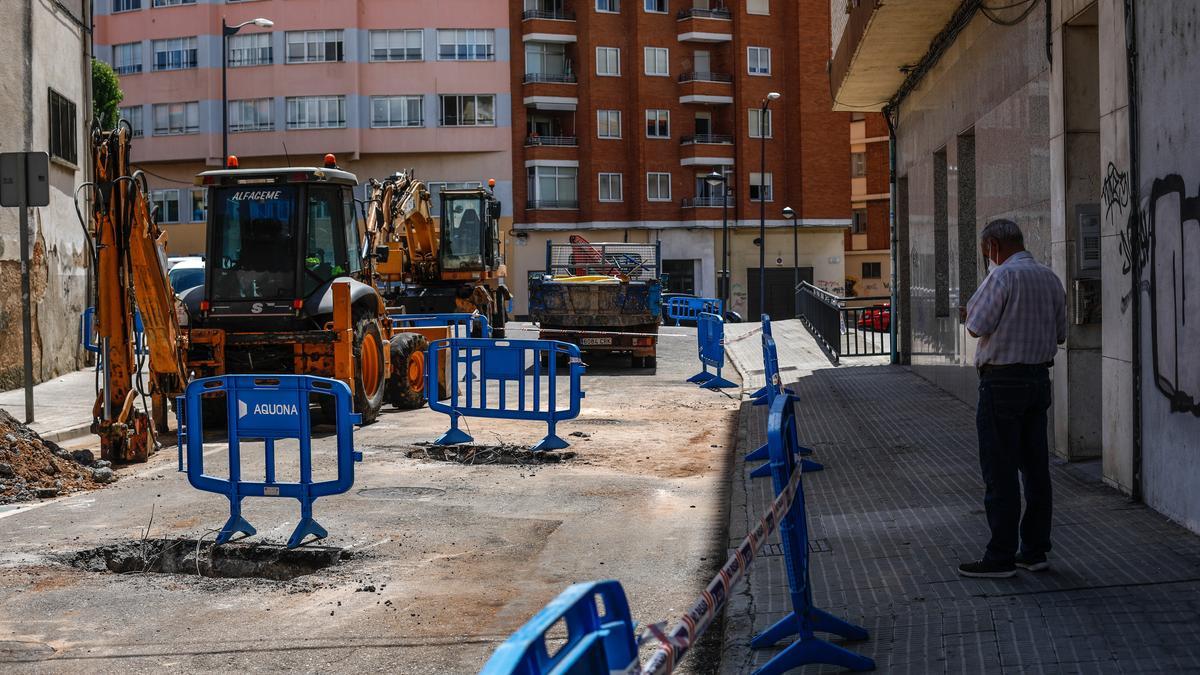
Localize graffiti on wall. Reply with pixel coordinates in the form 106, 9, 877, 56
1103, 161, 1131, 220
1145, 175, 1200, 416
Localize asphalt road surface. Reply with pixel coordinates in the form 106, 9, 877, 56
0, 323, 740, 673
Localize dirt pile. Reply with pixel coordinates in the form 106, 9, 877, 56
0, 409, 112, 505
406, 443, 576, 465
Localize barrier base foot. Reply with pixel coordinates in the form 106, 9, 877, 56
746, 443, 768, 462
701, 376, 737, 390
287, 516, 328, 549
749, 462, 771, 479
435, 427, 474, 445
751, 634, 876, 675
215, 515, 256, 545
687, 371, 715, 384
531, 434, 569, 452
801, 458, 825, 473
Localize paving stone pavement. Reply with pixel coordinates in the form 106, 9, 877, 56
718, 320, 1200, 674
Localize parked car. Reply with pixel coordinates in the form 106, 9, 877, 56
168, 257, 204, 294
856, 304, 891, 332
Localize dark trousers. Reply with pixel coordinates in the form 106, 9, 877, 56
976, 366, 1053, 564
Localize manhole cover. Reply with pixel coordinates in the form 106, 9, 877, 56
357, 486, 445, 500
0, 641, 55, 660
60, 539, 349, 580
407, 445, 575, 465
587, 419, 623, 426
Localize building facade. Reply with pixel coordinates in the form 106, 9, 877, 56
0, 0, 92, 388
509, 0, 850, 318
93, 0, 514, 256
845, 112, 891, 299
831, 0, 1200, 533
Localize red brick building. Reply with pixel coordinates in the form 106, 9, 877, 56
846, 112, 892, 298
508, 0, 851, 319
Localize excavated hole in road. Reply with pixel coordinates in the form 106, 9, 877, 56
61, 539, 350, 580
407, 444, 576, 465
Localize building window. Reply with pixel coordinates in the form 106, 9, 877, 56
598, 173, 623, 202
426, 181, 483, 216
437, 29, 495, 61
851, 152, 866, 178
285, 30, 344, 63
113, 0, 141, 12
152, 190, 180, 224
597, 109, 621, 138
285, 96, 346, 129
371, 95, 423, 128
646, 172, 671, 202
747, 46, 771, 75
747, 0, 769, 14
526, 166, 578, 208
748, 108, 772, 138
862, 262, 882, 279
190, 189, 207, 223
596, 0, 620, 12
852, 208, 867, 234
119, 105, 143, 138
644, 47, 668, 76
526, 42, 569, 78
370, 29, 424, 62
596, 47, 620, 76
646, 109, 670, 138
229, 98, 273, 133
644, 0, 667, 13
440, 95, 495, 126
152, 37, 198, 71
152, 101, 199, 136
113, 42, 142, 75
749, 172, 773, 202
153, 0, 196, 6
228, 32, 272, 67
48, 90, 77, 165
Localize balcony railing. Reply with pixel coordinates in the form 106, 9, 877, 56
681, 134, 733, 145
679, 71, 733, 83
524, 72, 578, 84
677, 7, 732, 20
523, 9, 576, 20
681, 196, 734, 208
526, 135, 578, 147
527, 199, 579, 209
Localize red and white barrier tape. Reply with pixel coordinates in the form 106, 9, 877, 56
636, 456, 804, 675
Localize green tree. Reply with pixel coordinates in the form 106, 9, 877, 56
92, 58, 123, 130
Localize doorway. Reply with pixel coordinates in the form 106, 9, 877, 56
747, 267, 813, 320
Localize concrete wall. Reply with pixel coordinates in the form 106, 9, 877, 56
0, 0, 91, 389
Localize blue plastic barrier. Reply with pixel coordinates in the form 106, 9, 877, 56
745, 324, 823, 479
181, 375, 363, 548
481, 580, 638, 675
749, 395, 874, 674
666, 296, 723, 326
427, 338, 586, 452
81, 307, 147, 364
388, 312, 492, 338
686, 312, 736, 390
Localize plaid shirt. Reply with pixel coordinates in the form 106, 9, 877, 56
965, 251, 1067, 367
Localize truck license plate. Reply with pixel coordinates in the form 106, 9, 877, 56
580, 336, 612, 346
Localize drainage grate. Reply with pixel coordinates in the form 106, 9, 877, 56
61, 539, 350, 580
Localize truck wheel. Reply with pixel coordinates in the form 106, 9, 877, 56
351, 311, 387, 424
386, 333, 429, 410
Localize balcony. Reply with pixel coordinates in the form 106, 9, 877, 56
678, 72, 733, 105
523, 6, 578, 43
524, 72, 577, 84
525, 135, 577, 147
677, 6, 733, 43
681, 134, 733, 145
526, 199, 579, 210
522, 9, 576, 20
679, 71, 732, 84
681, 196, 734, 208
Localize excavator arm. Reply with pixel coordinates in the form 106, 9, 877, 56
364, 171, 437, 285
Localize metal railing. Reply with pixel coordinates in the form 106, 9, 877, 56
524, 72, 578, 84
527, 199, 579, 210
522, 9, 576, 20
526, 135, 578, 146
680, 133, 733, 145
796, 282, 891, 364
679, 71, 733, 83
677, 7, 732, 19
681, 196, 733, 208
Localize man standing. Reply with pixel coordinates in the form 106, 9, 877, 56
959, 219, 1067, 579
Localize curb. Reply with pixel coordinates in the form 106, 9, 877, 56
38, 424, 93, 444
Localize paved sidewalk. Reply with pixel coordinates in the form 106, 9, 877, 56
720, 320, 1200, 673
0, 368, 96, 442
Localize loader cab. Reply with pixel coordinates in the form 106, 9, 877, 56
438, 187, 503, 275
191, 162, 363, 329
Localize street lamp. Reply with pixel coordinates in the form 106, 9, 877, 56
783, 206, 799, 318
758, 92, 781, 316
705, 170, 729, 312
222, 17, 274, 165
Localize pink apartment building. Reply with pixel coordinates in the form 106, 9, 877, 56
94, 0, 514, 255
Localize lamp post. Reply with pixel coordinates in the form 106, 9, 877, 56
758, 92, 781, 316
783, 206, 799, 318
222, 17, 274, 164
705, 170, 729, 312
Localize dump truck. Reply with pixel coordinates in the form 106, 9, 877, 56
527, 236, 663, 368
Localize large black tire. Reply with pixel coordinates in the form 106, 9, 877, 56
386, 332, 429, 410
350, 311, 387, 425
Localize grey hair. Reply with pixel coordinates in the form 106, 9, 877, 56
980, 218, 1024, 247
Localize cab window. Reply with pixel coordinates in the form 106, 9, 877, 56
303, 187, 351, 295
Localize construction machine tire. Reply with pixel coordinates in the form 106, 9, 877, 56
351, 311, 387, 425
386, 333, 429, 410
